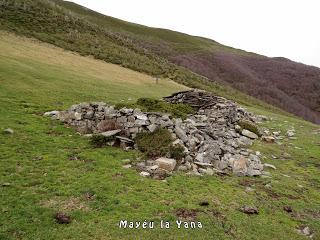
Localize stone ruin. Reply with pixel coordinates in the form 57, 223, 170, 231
44, 90, 269, 178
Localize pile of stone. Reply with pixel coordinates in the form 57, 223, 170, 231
44, 90, 269, 178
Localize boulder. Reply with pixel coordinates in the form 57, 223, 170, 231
155, 157, 177, 171
232, 156, 248, 176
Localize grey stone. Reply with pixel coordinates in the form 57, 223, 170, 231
129, 127, 139, 134
175, 126, 188, 143
134, 119, 147, 126
120, 108, 133, 114
127, 115, 135, 122
185, 155, 193, 162
194, 162, 213, 167
286, 130, 295, 137
147, 124, 158, 133
263, 163, 276, 170
139, 171, 150, 177
238, 136, 253, 146
247, 168, 262, 176
43, 111, 59, 117
241, 129, 258, 139
147, 165, 159, 171
205, 168, 214, 176
116, 116, 127, 123
116, 136, 133, 143
100, 129, 122, 137
178, 165, 188, 171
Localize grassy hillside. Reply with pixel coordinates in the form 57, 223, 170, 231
0, 0, 300, 119
0, 31, 188, 109
1, 31, 320, 240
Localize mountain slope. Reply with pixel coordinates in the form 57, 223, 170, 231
49, 0, 320, 124
1, 29, 320, 240
1, 0, 319, 124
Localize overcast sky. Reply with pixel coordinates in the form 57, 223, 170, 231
71, 0, 320, 68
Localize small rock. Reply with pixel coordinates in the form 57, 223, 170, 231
263, 163, 277, 170
205, 168, 214, 176
178, 165, 188, 171
147, 165, 159, 171
2, 182, 11, 187
135, 113, 148, 121
3, 128, 14, 134
139, 171, 150, 177
122, 159, 131, 164
245, 187, 254, 192
286, 130, 295, 137
100, 129, 122, 137
262, 136, 275, 143
43, 111, 59, 117
122, 164, 132, 169
273, 131, 281, 136
283, 206, 293, 213
297, 226, 313, 237
240, 206, 259, 214
194, 162, 213, 167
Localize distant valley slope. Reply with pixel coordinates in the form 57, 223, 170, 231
1, 0, 319, 123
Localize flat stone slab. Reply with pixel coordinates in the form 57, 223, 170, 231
100, 129, 122, 137
116, 136, 134, 143
241, 129, 258, 139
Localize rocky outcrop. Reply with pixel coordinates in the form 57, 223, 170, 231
44, 90, 267, 177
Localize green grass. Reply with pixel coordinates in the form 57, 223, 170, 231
1, 32, 320, 240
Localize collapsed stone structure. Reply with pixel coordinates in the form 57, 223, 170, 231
45, 90, 267, 178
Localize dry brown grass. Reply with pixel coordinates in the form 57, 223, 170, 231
40, 196, 90, 212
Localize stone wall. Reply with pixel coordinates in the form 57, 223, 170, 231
44, 90, 267, 178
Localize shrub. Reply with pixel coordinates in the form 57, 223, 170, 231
135, 128, 186, 159
238, 120, 261, 136
90, 134, 115, 148
135, 128, 173, 158
168, 145, 185, 160
136, 98, 193, 119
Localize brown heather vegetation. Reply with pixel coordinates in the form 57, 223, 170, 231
171, 53, 320, 124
